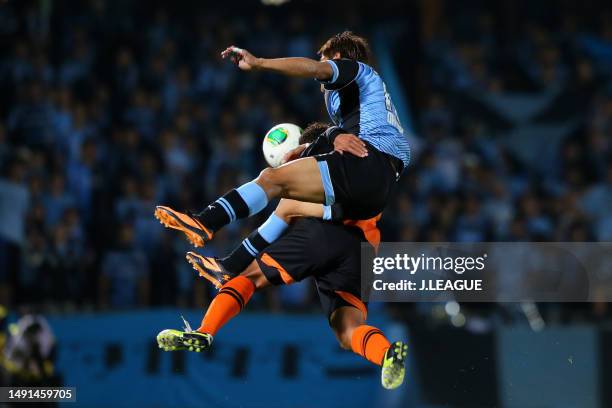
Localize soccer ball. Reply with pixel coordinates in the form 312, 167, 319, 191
262, 123, 302, 168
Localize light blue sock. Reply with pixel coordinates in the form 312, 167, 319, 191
236, 181, 269, 216
258, 213, 289, 243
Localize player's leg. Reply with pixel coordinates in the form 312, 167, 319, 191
329, 305, 366, 350
329, 304, 408, 390
332, 306, 391, 364
191, 217, 338, 296
159, 238, 310, 352
184, 217, 322, 327
184, 199, 328, 283
194, 261, 269, 336
155, 157, 328, 246
220, 199, 330, 273
255, 157, 326, 202
320, 222, 408, 390
157, 261, 269, 352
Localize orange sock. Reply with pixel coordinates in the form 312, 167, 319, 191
197, 276, 255, 336
351, 325, 391, 366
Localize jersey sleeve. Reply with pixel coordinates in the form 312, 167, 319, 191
323, 126, 346, 143
319, 59, 359, 90
301, 135, 332, 157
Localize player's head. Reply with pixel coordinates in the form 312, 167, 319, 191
300, 122, 330, 144
318, 31, 371, 64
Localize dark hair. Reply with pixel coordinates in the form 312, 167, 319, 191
318, 31, 371, 64
299, 122, 330, 144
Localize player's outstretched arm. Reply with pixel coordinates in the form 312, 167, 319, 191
221, 46, 333, 81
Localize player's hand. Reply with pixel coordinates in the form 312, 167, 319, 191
221, 46, 259, 71
333, 134, 368, 157
280, 144, 309, 165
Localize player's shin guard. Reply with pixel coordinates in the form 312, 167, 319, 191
220, 213, 289, 273
195, 181, 269, 232
197, 276, 255, 336
351, 325, 391, 366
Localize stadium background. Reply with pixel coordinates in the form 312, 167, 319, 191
0, 0, 611, 407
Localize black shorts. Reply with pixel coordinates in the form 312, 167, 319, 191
255, 218, 369, 320
315, 142, 400, 220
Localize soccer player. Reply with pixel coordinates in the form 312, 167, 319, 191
157, 122, 408, 390
154, 31, 409, 247
157, 215, 408, 390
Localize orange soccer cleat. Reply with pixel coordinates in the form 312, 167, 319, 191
154, 206, 213, 247
185, 251, 234, 289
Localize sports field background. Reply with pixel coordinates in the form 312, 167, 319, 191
1, 0, 611, 407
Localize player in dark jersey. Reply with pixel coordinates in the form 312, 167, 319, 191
154, 32, 409, 248
157, 215, 408, 390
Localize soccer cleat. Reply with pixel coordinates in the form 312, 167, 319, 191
381, 341, 408, 390
186, 251, 234, 289
156, 329, 213, 352
154, 206, 213, 247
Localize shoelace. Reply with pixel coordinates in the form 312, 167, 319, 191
181, 315, 193, 333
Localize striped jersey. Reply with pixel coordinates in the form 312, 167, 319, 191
320, 59, 411, 168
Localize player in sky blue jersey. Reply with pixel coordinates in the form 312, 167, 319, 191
153, 33, 410, 389
154, 31, 410, 246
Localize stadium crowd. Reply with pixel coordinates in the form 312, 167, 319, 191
0, 1, 610, 319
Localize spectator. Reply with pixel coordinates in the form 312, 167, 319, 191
99, 223, 150, 308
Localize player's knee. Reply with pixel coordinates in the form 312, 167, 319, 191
240, 262, 270, 291
243, 274, 267, 291
332, 326, 353, 350
330, 317, 357, 350
256, 167, 281, 188
330, 307, 364, 350
255, 168, 285, 197
243, 273, 262, 290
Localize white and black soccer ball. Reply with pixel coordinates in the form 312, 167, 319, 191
262, 123, 302, 167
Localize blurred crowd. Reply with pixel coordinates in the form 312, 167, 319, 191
391, 2, 612, 247
0, 0, 610, 318
0, 0, 373, 311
